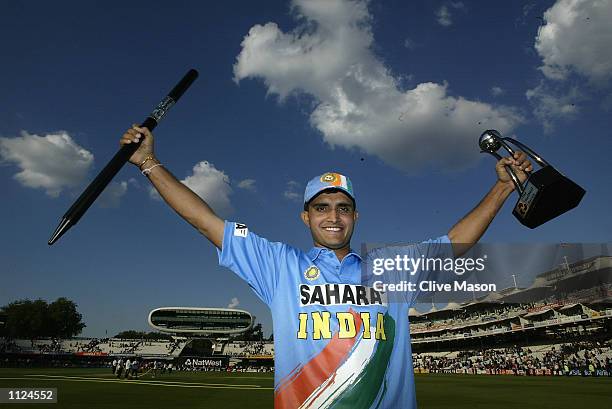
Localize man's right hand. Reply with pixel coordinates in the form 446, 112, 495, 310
119, 123, 225, 248
120, 125, 155, 167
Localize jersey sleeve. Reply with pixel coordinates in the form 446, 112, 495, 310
217, 221, 285, 306
410, 235, 454, 279
406, 235, 455, 306
364, 235, 454, 306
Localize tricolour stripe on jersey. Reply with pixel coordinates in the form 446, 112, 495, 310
299, 321, 378, 408
274, 310, 363, 409
328, 314, 395, 409
299, 313, 395, 409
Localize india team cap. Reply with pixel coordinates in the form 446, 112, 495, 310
303, 172, 355, 205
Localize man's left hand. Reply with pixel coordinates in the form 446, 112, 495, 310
496, 151, 533, 188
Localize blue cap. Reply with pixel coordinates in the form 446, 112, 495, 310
304, 172, 355, 204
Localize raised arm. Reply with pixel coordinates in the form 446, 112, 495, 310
120, 125, 225, 249
448, 151, 533, 257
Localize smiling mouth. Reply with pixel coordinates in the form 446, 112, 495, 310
323, 227, 343, 232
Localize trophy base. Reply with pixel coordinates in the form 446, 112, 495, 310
512, 166, 585, 229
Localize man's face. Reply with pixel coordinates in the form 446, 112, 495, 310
301, 191, 358, 251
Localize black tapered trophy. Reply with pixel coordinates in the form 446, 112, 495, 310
48, 69, 199, 245
479, 130, 585, 229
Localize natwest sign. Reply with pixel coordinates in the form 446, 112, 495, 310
182, 357, 228, 368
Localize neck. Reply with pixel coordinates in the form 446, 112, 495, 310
314, 243, 351, 262
334, 247, 351, 262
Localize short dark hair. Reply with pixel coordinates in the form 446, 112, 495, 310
303, 188, 356, 211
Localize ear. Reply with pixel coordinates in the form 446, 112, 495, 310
354, 210, 359, 222
300, 210, 310, 227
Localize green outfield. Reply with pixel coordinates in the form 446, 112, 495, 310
0, 368, 610, 408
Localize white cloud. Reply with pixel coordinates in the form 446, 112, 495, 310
435, 2, 465, 27
403, 37, 417, 50
182, 161, 233, 214
526, 82, 583, 133
535, 0, 612, 83
283, 180, 301, 202
227, 297, 240, 308
515, 3, 536, 26
98, 181, 128, 208
127, 177, 141, 189
491, 86, 505, 96
237, 178, 257, 192
436, 5, 452, 26
148, 161, 233, 215
234, 0, 521, 171
0, 131, 93, 197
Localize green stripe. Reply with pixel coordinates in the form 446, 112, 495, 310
373, 378, 388, 409
329, 314, 396, 409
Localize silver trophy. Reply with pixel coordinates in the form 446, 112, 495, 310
479, 130, 585, 228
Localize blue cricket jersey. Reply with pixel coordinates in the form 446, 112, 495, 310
218, 221, 452, 409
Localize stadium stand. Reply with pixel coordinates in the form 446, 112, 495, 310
220, 341, 274, 357
408, 256, 612, 376
1, 338, 189, 358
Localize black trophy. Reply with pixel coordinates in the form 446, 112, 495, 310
479, 130, 585, 229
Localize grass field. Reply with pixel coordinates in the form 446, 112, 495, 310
0, 368, 610, 408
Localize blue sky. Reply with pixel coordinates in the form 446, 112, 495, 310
1, 0, 611, 338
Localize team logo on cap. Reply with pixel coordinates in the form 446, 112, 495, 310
304, 266, 320, 281
321, 173, 339, 184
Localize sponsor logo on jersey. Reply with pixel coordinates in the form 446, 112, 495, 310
234, 223, 248, 237
300, 284, 386, 306
304, 266, 320, 281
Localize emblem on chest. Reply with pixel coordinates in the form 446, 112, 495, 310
304, 265, 321, 281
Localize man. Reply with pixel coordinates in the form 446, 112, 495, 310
120, 125, 532, 408
116, 358, 123, 379
124, 358, 131, 379
131, 359, 139, 379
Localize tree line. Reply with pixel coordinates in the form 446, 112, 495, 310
0, 298, 85, 339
